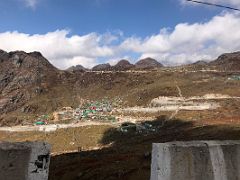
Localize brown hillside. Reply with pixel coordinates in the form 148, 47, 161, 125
135, 57, 163, 69
67, 65, 88, 72
92, 63, 111, 71
1, 50, 240, 125
209, 52, 240, 70
112, 59, 134, 71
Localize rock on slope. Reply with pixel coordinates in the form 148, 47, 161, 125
0, 50, 58, 119
181, 60, 208, 71
135, 57, 163, 69
92, 63, 111, 71
209, 52, 240, 71
1, 49, 240, 126
112, 59, 134, 71
67, 65, 88, 72
192, 60, 208, 66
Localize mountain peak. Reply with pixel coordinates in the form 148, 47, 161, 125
135, 57, 163, 69
209, 51, 240, 70
92, 63, 111, 71
67, 65, 87, 72
113, 59, 134, 71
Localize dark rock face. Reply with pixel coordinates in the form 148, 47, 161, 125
209, 52, 240, 70
28, 51, 43, 58
92, 63, 111, 71
113, 60, 134, 71
192, 60, 208, 66
1, 49, 239, 126
66, 65, 87, 72
0, 50, 10, 62
7, 51, 56, 70
0, 50, 58, 117
135, 57, 163, 69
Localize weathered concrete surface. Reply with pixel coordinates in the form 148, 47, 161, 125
0, 141, 51, 180
150, 141, 240, 180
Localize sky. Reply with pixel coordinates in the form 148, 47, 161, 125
0, 0, 240, 69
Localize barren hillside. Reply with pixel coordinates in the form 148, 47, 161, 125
1, 49, 240, 126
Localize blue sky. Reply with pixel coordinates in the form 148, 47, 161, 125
1, 0, 222, 36
0, 0, 240, 69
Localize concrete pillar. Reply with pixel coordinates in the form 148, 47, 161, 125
0, 141, 51, 180
150, 141, 240, 180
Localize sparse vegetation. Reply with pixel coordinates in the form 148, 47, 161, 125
1, 50, 240, 180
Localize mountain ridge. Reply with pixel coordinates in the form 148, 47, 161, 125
1, 49, 240, 125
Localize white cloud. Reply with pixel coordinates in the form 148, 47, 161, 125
22, 0, 39, 9
120, 12, 240, 65
56, 56, 97, 69
1, 12, 240, 68
0, 30, 115, 69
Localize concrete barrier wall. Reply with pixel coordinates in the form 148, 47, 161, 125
0, 142, 51, 180
151, 141, 240, 180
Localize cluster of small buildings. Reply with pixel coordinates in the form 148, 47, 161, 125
228, 75, 240, 81
52, 100, 117, 123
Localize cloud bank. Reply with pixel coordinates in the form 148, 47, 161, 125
1, 12, 240, 69
120, 12, 240, 65
0, 30, 116, 69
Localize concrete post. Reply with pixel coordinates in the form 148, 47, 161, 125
0, 141, 51, 180
150, 141, 240, 180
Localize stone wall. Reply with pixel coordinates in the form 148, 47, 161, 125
151, 141, 240, 180
0, 141, 51, 180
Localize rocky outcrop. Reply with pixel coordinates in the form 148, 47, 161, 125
209, 51, 240, 70
0, 50, 58, 117
192, 60, 208, 66
135, 57, 163, 69
92, 63, 111, 71
1, 49, 240, 126
112, 60, 134, 71
0, 50, 9, 62
67, 65, 87, 72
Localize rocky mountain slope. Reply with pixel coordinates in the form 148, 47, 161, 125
0, 50, 57, 101
67, 65, 88, 72
92, 63, 111, 71
192, 60, 208, 66
112, 59, 134, 71
209, 51, 240, 70
1, 49, 240, 125
0, 50, 61, 124
90, 58, 163, 71
135, 57, 163, 69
